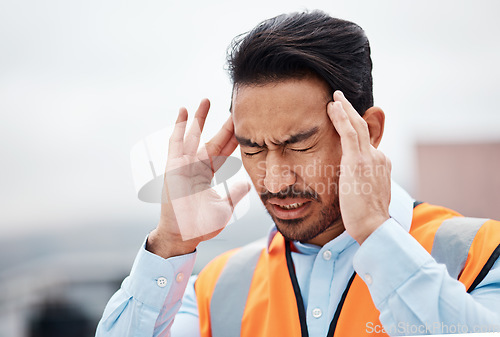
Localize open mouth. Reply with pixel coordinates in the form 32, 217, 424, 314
277, 202, 306, 210
268, 200, 312, 220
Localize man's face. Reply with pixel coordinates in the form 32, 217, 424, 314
232, 76, 345, 244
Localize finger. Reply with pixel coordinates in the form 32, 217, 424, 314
195, 116, 237, 173
207, 136, 240, 174
328, 101, 361, 156
205, 115, 235, 158
184, 99, 211, 155
333, 91, 371, 152
219, 133, 239, 158
168, 107, 188, 160
224, 181, 251, 212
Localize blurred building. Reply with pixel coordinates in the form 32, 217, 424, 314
0, 206, 272, 337
416, 142, 500, 219
0, 229, 138, 337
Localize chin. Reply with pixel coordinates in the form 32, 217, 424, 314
271, 205, 342, 243
273, 216, 324, 242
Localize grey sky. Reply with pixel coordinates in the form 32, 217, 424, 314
1, 0, 500, 238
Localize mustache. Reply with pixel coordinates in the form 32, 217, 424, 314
259, 186, 320, 203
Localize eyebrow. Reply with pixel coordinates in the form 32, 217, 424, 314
235, 126, 319, 148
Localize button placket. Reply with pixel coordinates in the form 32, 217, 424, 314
306, 246, 336, 334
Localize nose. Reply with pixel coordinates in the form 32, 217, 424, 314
263, 151, 296, 193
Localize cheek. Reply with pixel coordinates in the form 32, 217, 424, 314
294, 150, 341, 196
294, 149, 340, 179
241, 157, 267, 188
318, 139, 342, 170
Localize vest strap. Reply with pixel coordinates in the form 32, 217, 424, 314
468, 243, 500, 292
431, 217, 488, 279
210, 238, 266, 337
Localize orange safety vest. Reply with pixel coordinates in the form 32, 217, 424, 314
195, 203, 500, 337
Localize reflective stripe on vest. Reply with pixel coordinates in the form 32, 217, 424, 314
432, 217, 488, 279
199, 203, 500, 337
210, 238, 266, 337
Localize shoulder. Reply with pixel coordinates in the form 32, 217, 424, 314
195, 248, 239, 295
411, 202, 462, 228
412, 202, 500, 288
195, 237, 268, 295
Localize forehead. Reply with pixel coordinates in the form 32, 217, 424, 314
232, 77, 331, 142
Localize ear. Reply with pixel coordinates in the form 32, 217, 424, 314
363, 106, 385, 148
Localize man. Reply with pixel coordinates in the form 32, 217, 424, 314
96, 10, 500, 336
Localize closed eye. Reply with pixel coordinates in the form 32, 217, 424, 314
243, 150, 264, 157
291, 146, 313, 152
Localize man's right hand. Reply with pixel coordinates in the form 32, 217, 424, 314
147, 99, 251, 259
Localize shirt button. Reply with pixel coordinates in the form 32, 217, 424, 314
312, 308, 322, 318
176, 272, 184, 283
364, 273, 373, 285
322, 250, 332, 261
157, 277, 168, 288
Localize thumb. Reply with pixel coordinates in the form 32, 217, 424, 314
224, 181, 252, 210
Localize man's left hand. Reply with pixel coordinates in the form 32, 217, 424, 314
327, 90, 391, 245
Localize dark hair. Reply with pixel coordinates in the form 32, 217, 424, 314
227, 10, 373, 115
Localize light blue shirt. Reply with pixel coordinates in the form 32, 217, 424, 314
96, 183, 500, 336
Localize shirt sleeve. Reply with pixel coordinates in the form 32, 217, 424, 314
95, 237, 199, 337
353, 218, 500, 336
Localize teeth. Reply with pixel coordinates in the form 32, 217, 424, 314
279, 202, 305, 210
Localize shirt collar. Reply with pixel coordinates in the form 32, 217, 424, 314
266, 180, 415, 251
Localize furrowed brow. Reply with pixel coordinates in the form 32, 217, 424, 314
283, 127, 319, 145
234, 135, 263, 148
235, 126, 319, 148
